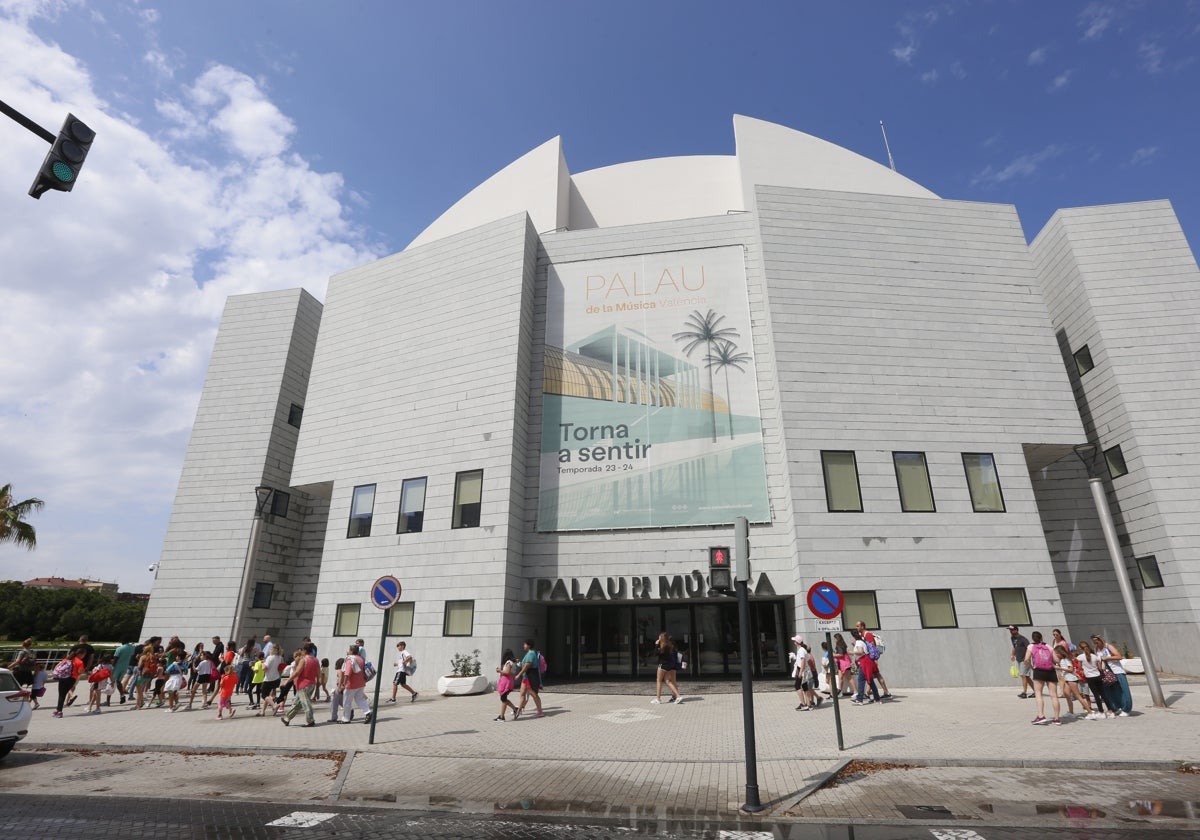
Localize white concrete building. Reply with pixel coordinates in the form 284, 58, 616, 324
144, 116, 1200, 687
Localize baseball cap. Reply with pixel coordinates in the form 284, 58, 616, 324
1008, 625, 1019, 631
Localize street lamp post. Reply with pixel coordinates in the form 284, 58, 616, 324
1072, 445, 1165, 708
231, 486, 273, 646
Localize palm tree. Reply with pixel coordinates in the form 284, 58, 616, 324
673, 309, 740, 441
704, 339, 753, 439
0, 483, 44, 550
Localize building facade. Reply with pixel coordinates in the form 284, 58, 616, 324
144, 116, 1200, 686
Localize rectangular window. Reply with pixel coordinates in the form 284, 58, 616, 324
1105, 444, 1128, 479
1136, 555, 1164, 589
962, 453, 1005, 512
334, 603, 360, 637
270, 490, 290, 518
386, 602, 416, 636
347, 484, 376, 538
443, 600, 474, 636
821, 451, 863, 512
842, 591, 879, 630
893, 451, 935, 512
916, 589, 958, 628
251, 582, 274, 610
287, 403, 304, 428
1073, 345, 1094, 376
397, 477, 428, 534
452, 470, 483, 529
991, 588, 1031, 627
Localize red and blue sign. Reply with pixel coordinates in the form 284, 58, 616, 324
806, 580, 843, 620
371, 575, 402, 611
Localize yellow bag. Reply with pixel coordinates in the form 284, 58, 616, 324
1010, 663, 1020, 679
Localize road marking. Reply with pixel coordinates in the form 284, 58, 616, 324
718, 832, 775, 840
930, 830, 986, 840
592, 707, 663, 724
266, 812, 338, 827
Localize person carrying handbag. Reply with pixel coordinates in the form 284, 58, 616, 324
1091, 634, 1132, 716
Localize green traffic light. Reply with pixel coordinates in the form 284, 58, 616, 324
51, 161, 75, 182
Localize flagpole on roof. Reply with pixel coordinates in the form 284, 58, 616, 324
879, 120, 897, 172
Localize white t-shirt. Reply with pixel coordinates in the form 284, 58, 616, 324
264, 653, 283, 679
1076, 653, 1102, 679
1099, 644, 1125, 675
851, 639, 868, 662
393, 649, 413, 675
1058, 657, 1078, 681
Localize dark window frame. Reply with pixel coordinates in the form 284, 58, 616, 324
270, 490, 290, 518
892, 451, 936, 512
451, 469, 483, 529
251, 582, 274, 610
387, 602, 416, 636
334, 603, 361, 637
990, 587, 1031, 627
1105, 444, 1129, 479
442, 600, 475, 637
820, 450, 864, 513
1136, 555, 1164, 589
962, 452, 1006, 513
1073, 345, 1095, 376
916, 589, 958, 628
397, 476, 428, 534
287, 403, 304, 428
347, 483, 376, 538
840, 590, 880, 631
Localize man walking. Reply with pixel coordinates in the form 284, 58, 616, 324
340, 645, 372, 724
855, 620, 892, 699
515, 639, 544, 719
111, 639, 137, 704
283, 645, 320, 727
1009, 625, 1033, 698
389, 641, 418, 703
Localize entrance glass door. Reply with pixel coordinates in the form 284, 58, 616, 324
603, 606, 632, 676
663, 606, 691, 678
634, 606, 659, 678
577, 605, 603, 676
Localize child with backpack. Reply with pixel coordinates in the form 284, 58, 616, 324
1024, 631, 1062, 725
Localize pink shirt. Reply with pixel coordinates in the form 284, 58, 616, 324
294, 655, 319, 690
341, 655, 366, 690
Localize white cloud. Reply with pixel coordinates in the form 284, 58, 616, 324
1047, 69, 1073, 92
950, 60, 966, 80
970, 144, 1065, 187
1078, 2, 1116, 40
1130, 146, 1159, 166
1027, 46, 1048, 65
0, 11, 383, 589
921, 68, 939, 84
1138, 39, 1165, 74
892, 40, 917, 64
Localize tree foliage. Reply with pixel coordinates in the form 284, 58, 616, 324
0, 582, 145, 642
1, 483, 44, 550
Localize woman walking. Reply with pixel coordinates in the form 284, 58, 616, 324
1091, 634, 1131, 716
790, 636, 820, 710
651, 632, 682, 705
494, 648, 519, 721
1054, 644, 1091, 718
51, 649, 85, 718
1024, 631, 1061, 725
1075, 640, 1114, 719
832, 634, 853, 697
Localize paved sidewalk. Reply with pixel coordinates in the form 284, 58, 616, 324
8, 676, 1198, 826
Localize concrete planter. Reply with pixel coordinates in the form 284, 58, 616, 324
437, 674, 489, 696
1121, 658, 1145, 675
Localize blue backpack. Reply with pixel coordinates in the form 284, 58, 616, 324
864, 639, 881, 661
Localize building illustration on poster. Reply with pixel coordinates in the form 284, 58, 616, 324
538, 246, 771, 530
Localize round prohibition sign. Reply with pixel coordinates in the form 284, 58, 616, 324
371, 575, 402, 611
806, 580, 843, 620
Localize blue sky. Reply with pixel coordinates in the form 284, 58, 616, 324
2, 0, 1198, 591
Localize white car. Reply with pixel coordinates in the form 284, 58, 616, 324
0, 668, 32, 760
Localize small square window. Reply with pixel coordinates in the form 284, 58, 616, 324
251, 582, 274, 610
347, 484, 376, 538
287, 403, 304, 428
452, 470, 483, 529
1105, 445, 1128, 479
991, 588, 1031, 627
270, 490, 290, 518
1136, 555, 1164, 589
916, 589, 958, 628
821, 451, 863, 512
1073, 345, 1094, 376
397, 477, 427, 534
893, 452, 935, 512
443, 600, 474, 636
387, 602, 415, 636
334, 603, 360, 637
963, 453, 1005, 512
841, 591, 879, 630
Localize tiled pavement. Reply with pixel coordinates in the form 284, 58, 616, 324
8, 676, 1198, 828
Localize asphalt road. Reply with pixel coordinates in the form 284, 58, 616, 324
0, 794, 1196, 839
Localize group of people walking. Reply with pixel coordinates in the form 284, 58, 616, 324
1008, 626, 1135, 725
791, 622, 894, 708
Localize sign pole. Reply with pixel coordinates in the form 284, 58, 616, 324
807, 581, 846, 753
736, 573, 764, 812
368, 605, 388, 745
826, 631, 845, 751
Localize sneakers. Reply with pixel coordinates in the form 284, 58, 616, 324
281, 717, 290, 726
52, 710, 63, 718
513, 708, 522, 719
673, 695, 685, 704
1031, 716, 1047, 725
1117, 710, 1130, 717
493, 715, 505, 722
1017, 692, 1029, 698
1086, 712, 1100, 720
411, 692, 418, 703
795, 704, 806, 710
650, 699, 662, 704
1050, 718, 1062, 726
535, 712, 545, 718
228, 708, 235, 718
387, 698, 396, 703
850, 699, 864, 706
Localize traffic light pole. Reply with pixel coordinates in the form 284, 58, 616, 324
736, 574, 763, 812
0, 98, 55, 143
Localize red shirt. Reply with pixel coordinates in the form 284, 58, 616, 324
219, 672, 238, 698
294, 655, 319, 690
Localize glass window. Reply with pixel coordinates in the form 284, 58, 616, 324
347, 484, 376, 538
821, 451, 863, 512
841, 591, 879, 630
251, 582, 273, 610
443, 600, 474, 636
397, 477, 428, 534
1105, 445, 1128, 479
893, 452, 935, 512
287, 403, 304, 428
1073, 345, 1094, 376
334, 603, 360, 637
916, 589, 957, 628
1136, 555, 1164, 589
991, 588, 1031, 626
270, 490, 290, 518
452, 470, 483, 529
387, 602, 415, 636
962, 453, 1005, 512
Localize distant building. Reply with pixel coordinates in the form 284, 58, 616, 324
143, 115, 1200, 686
24, 577, 119, 597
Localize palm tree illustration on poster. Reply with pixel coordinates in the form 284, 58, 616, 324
537, 246, 771, 531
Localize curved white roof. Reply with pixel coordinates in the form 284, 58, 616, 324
406, 115, 937, 250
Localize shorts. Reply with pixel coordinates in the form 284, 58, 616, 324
1016, 661, 1032, 677
33, 687, 46, 698
218, 695, 233, 709
393, 672, 407, 686
137, 675, 154, 686
794, 677, 814, 691
197, 674, 213, 685
1032, 668, 1057, 683
522, 680, 540, 694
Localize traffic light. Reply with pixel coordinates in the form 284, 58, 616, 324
29, 113, 95, 199
735, 516, 750, 582
709, 545, 732, 592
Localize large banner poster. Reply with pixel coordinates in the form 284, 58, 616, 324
538, 246, 771, 530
